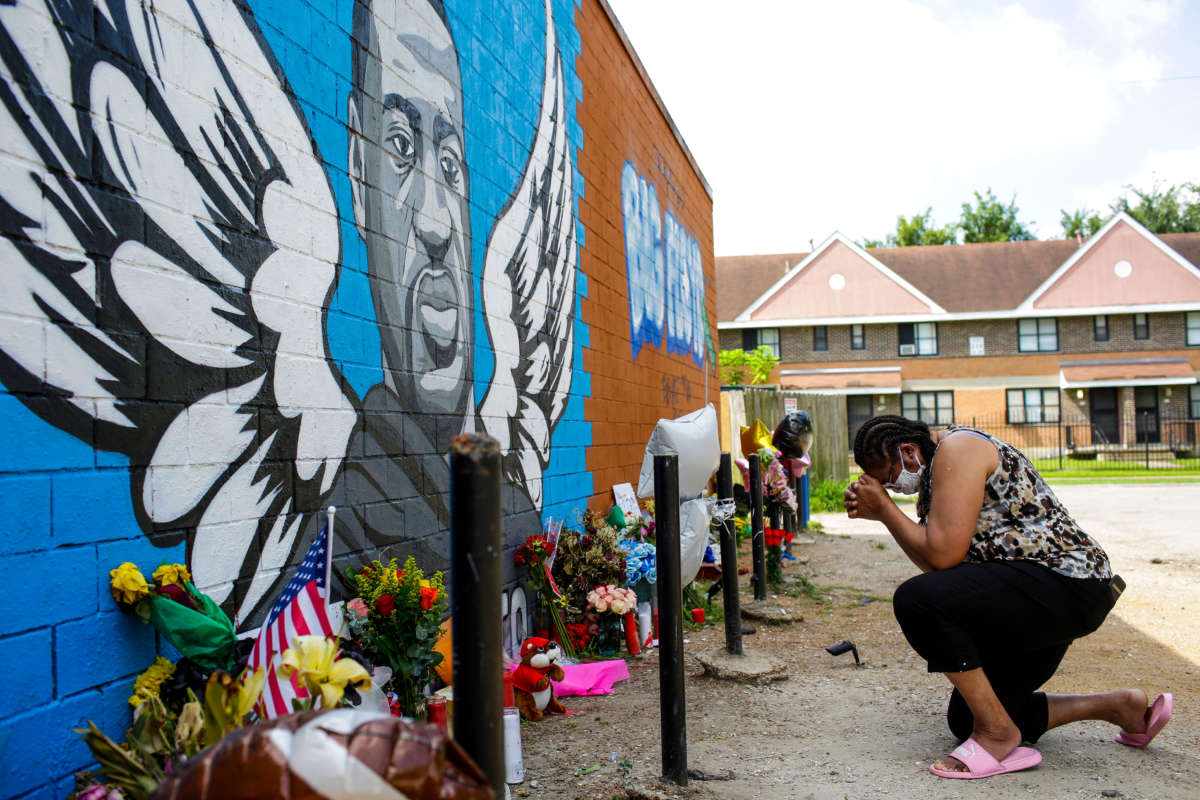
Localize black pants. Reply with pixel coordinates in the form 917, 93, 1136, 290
892, 560, 1116, 743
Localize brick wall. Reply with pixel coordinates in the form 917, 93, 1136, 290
0, 1, 714, 794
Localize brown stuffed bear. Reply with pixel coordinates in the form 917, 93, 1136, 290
512, 637, 566, 721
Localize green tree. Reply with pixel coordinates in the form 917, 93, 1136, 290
718, 346, 779, 386
863, 208, 956, 248
1060, 208, 1105, 239
1111, 183, 1200, 233
959, 188, 1036, 243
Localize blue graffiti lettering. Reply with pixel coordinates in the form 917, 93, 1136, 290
621, 163, 705, 365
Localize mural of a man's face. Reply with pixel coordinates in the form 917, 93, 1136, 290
350, 2, 472, 420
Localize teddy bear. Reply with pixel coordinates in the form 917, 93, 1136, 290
512, 637, 566, 721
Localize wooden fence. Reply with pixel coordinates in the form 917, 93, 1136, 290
719, 387, 849, 483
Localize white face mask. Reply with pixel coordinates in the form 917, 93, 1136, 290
885, 447, 924, 494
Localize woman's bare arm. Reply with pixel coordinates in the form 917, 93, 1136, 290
845, 434, 997, 571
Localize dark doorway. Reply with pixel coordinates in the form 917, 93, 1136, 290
1090, 388, 1119, 444
847, 395, 875, 450
1135, 387, 1160, 444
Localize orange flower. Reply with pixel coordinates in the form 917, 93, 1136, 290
419, 585, 438, 611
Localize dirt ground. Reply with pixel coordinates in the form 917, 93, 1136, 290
514, 483, 1200, 800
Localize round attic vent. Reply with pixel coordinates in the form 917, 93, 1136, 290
1114, 260, 1132, 278
829, 273, 846, 290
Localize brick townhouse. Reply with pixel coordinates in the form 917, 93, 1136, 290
717, 213, 1200, 455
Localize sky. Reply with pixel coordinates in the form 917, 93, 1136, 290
602, 0, 1200, 256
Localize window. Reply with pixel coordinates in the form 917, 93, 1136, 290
742, 328, 780, 358
812, 326, 828, 351
1018, 318, 1058, 352
1187, 311, 1200, 346
851, 324, 865, 350
897, 322, 937, 356
1006, 388, 1060, 424
901, 391, 954, 425
1094, 315, 1109, 342
1190, 385, 1200, 419
1133, 313, 1149, 340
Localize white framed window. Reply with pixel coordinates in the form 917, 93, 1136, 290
1006, 388, 1060, 424
1133, 313, 1150, 340
812, 326, 828, 351
759, 328, 780, 358
851, 324, 865, 350
901, 391, 954, 425
898, 322, 937, 356
1190, 384, 1200, 419
1094, 315, 1109, 342
1187, 311, 1200, 346
1018, 318, 1058, 352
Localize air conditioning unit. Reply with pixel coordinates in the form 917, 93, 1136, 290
899, 344, 916, 356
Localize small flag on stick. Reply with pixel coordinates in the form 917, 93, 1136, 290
249, 507, 336, 718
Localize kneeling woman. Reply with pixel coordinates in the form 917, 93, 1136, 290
844, 415, 1172, 779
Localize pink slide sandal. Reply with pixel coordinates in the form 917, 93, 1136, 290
1117, 693, 1173, 747
929, 737, 1042, 780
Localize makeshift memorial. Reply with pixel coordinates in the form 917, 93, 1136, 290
551, 517, 626, 626
346, 556, 448, 718
109, 561, 238, 672
512, 637, 567, 721
587, 584, 637, 654
514, 532, 576, 658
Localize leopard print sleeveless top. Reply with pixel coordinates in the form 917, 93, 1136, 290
918, 425, 1112, 580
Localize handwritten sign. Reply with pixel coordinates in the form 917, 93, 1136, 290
612, 482, 641, 520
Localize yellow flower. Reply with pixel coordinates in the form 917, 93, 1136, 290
128, 657, 175, 707
277, 635, 372, 709
151, 562, 191, 588
236, 666, 265, 720
110, 562, 150, 606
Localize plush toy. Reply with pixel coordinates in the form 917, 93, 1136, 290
512, 637, 566, 721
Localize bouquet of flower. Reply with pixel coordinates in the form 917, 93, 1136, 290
617, 540, 657, 590
109, 561, 237, 672
587, 584, 637, 615
346, 556, 447, 718
514, 533, 576, 658
759, 447, 798, 516
552, 521, 626, 620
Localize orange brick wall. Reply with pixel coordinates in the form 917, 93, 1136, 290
576, 0, 718, 508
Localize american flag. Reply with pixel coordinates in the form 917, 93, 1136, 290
249, 515, 334, 719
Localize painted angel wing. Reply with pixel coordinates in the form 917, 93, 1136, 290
479, 0, 577, 510
0, 0, 356, 624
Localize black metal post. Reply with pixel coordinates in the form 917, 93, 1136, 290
717, 454, 743, 656
748, 454, 766, 602
449, 433, 504, 797
654, 454, 687, 786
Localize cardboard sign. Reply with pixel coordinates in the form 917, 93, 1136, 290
612, 482, 641, 519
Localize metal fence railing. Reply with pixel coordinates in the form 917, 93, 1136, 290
957, 411, 1200, 473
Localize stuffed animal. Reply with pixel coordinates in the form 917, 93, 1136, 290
512, 637, 566, 721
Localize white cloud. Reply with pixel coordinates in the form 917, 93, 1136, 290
1071, 145, 1200, 214
1089, 0, 1179, 43
604, 0, 1178, 254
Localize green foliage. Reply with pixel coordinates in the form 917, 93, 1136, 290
718, 345, 779, 386
959, 188, 1035, 243
1060, 208, 1105, 239
809, 478, 852, 513
1112, 182, 1200, 233
868, 208, 957, 248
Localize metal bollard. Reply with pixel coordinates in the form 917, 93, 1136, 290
748, 453, 766, 602
654, 454, 687, 786
717, 454, 743, 656
449, 433, 504, 797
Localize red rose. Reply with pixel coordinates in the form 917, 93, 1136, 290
419, 586, 438, 611
374, 594, 395, 617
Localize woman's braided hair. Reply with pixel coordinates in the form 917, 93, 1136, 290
852, 415, 939, 521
